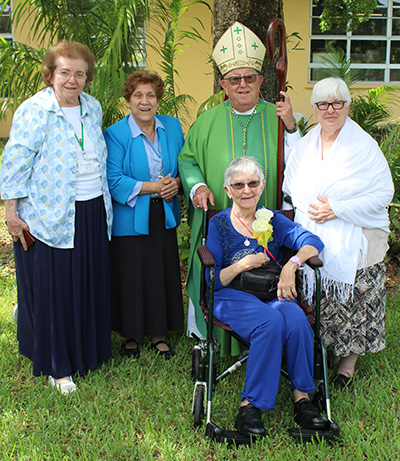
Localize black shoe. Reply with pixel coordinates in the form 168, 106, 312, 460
121, 339, 140, 358
332, 373, 352, 390
151, 340, 175, 360
294, 398, 327, 429
235, 403, 266, 437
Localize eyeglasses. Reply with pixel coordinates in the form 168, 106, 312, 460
224, 74, 259, 86
315, 101, 346, 111
54, 70, 87, 81
230, 180, 261, 190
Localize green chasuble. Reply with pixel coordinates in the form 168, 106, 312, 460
178, 99, 278, 355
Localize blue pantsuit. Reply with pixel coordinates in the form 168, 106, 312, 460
214, 288, 315, 411
206, 208, 324, 411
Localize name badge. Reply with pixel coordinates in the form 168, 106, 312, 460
78, 158, 95, 174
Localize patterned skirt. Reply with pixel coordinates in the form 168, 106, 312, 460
320, 260, 386, 358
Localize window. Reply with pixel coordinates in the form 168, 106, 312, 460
134, 20, 147, 69
0, 0, 12, 42
309, 0, 400, 83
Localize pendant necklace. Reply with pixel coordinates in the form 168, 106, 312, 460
228, 105, 268, 206
231, 109, 256, 155
232, 210, 254, 247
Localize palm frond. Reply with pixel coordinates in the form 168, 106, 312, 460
0, 40, 46, 119
147, 0, 212, 123
350, 85, 400, 137
0, 0, 150, 126
318, 45, 359, 87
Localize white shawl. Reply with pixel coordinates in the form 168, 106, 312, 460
283, 117, 394, 301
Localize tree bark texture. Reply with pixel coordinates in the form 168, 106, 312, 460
213, 0, 284, 103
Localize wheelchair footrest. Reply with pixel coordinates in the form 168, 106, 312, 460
205, 422, 254, 446
289, 420, 340, 441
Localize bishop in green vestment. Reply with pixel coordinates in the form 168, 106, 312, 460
178, 22, 300, 352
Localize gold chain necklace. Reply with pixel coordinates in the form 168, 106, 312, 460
229, 109, 268, 205
231, 109, 256, 155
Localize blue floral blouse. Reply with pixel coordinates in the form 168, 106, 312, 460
0, 87, 112, 248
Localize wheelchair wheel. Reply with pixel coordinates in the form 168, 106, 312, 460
191, 347, 201, 382
193, 386, 205, 427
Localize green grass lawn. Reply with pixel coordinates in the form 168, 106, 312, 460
0, 144, 400, 458
1, 222, 400, 460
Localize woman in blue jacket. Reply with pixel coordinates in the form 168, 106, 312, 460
105, 70, 184, 359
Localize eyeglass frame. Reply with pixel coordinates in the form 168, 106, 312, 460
54, 70, 87, 81
223, 74, 259, 86
315, 100, 347, 111
229, 180, 261, 190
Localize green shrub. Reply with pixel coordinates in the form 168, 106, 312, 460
380, 123, 400, 261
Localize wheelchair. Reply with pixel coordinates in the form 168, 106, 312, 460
190, 209, 340, 444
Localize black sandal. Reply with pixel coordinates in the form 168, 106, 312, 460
121, 339, 140, 358
151, 339, 175, 360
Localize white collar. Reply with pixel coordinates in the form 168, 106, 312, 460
232, 105, 257, 116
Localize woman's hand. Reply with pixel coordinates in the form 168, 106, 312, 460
219, 252, 270, 287
277, 264, 297, 302
277, 245, 319, 302
5, 199, 30, 251
308, 196, 336, 224
242, 252, 270, 271
160, 174, 181, 202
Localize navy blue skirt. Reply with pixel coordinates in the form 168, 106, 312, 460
14, 196, 111, 378
110, 200, 184, 341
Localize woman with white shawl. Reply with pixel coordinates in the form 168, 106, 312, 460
282, 77, 394, 389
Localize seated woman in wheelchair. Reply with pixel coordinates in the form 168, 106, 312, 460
206, 156, 327, 437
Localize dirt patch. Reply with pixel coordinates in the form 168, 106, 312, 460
387, 258, 400, 290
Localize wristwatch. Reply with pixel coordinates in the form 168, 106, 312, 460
285, 122, 297, 134
289, 255, 304, 270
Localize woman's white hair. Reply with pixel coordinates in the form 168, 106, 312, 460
310, 77, 351, 108
224, 156, 264, 187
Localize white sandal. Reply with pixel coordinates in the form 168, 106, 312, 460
49, 375, 77, 395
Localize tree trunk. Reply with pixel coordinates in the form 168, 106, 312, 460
213, 0, 284, 103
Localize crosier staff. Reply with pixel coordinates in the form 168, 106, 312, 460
267, 18, 288, 210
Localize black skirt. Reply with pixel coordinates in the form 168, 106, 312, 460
15, 196, 111, 378
110, 200, 184, 341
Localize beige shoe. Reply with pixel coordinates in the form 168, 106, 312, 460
49, 375, 77, 395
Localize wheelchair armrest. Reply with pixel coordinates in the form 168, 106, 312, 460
197, 245, 215, 268
305, 256, 323, 270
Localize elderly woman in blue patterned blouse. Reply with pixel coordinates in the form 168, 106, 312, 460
0, 40, 112, 395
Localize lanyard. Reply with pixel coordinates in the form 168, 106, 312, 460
73, 104, 86, 159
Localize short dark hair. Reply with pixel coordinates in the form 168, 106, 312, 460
41, 40, 96, 86
122, 70, 165, 102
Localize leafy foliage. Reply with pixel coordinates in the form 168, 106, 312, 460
350, 86, 400, 142
196, 90, 225, 119
0, 0, 210, 129
148, 0, 211, 128
316, 45, 359, 88
315, 0, 378, 33
380, 123, 400, 261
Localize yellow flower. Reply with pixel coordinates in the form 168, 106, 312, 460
252, 219, 270, 233
252, 208, 273, 250
255, 208, 274, 222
